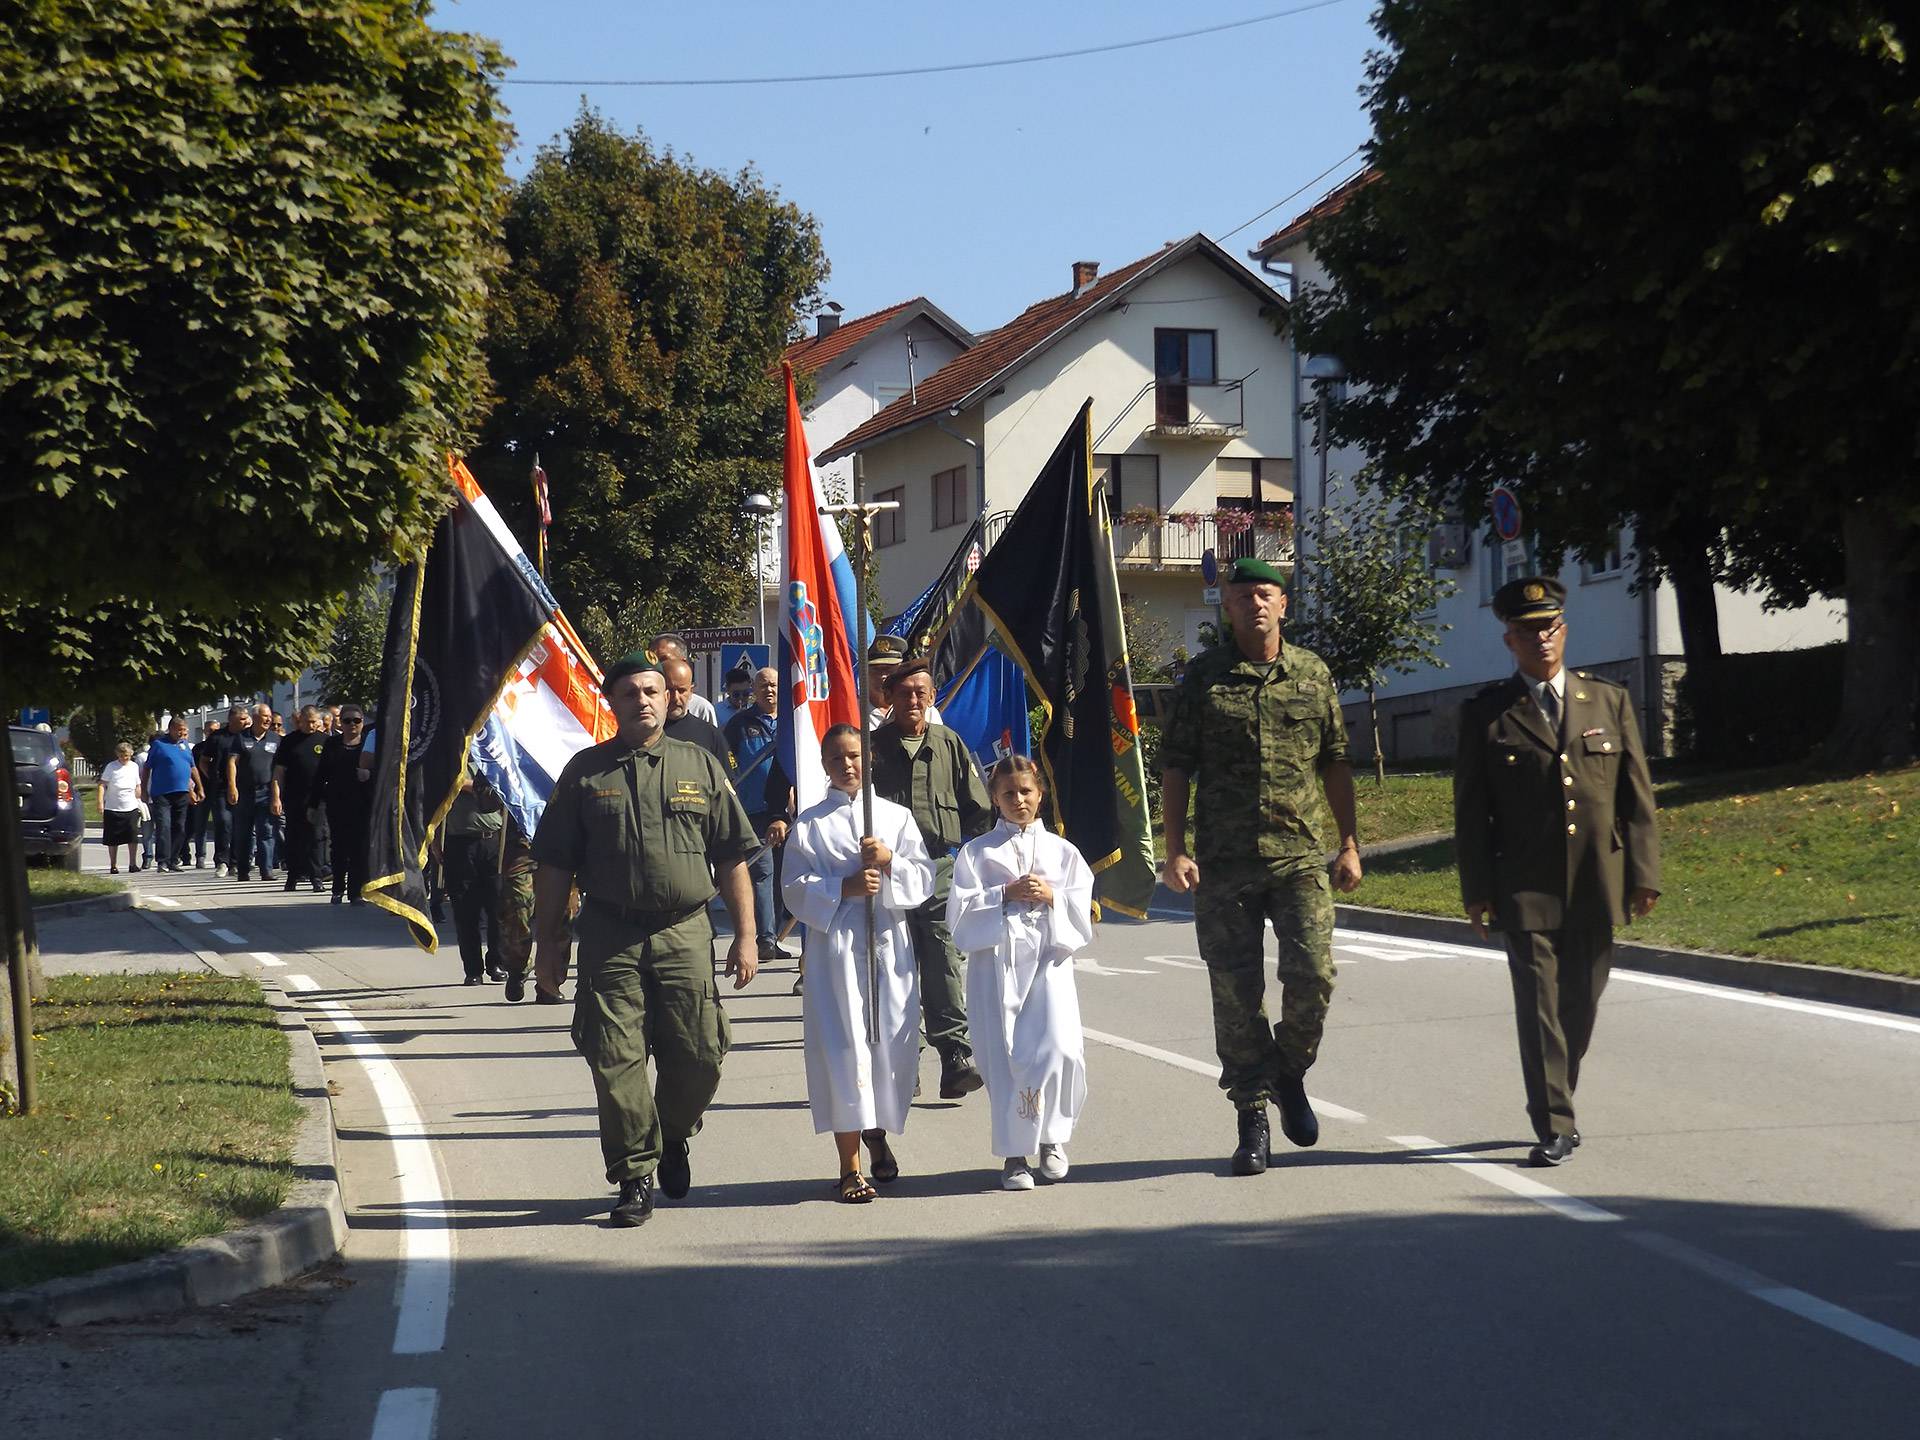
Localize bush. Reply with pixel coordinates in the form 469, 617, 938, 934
65, 707, 155, 770
1674, 645, 1844, 766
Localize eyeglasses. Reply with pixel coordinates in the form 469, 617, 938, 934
342, 716, 364, 725
1508, 619, 1566, 640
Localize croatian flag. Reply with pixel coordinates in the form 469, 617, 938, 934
777, 362, 865, 813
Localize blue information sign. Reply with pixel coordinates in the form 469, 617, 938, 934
718, 643, 771, 681
1200, 547, 1218, 587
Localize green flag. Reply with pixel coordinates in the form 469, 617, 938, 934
966, 400, 1157, 917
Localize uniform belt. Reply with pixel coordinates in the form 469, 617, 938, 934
583, 895, 708, 926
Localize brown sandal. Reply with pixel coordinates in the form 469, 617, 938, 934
837, 1170, 877, 1204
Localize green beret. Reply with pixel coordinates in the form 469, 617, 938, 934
1227, 556, 1288, 586
601, 651, 664, 692
1491, 576, 1566, 623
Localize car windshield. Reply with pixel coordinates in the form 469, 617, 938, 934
10, 729, 55, 767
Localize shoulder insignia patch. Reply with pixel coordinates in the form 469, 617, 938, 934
674, 780, 703, 796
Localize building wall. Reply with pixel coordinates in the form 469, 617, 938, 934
803, 318, 966, 511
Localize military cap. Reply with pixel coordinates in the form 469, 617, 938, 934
1227, 556, 1288, 586
1492, 576, 1566, 623
886, 657, 932, 691
868, 634, 909, 667
601, 651, 665, 693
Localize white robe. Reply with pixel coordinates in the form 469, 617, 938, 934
782, 788, 933, 1136
947, 820, 1095, 1157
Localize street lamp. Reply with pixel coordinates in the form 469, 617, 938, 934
1302, 353, 1347, 511
742, 492, 778, 650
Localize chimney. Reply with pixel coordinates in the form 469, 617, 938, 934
1071, 260, 1100, 294
816, 311, 841, 338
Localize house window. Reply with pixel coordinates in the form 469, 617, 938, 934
1581, 529, 1626, 581
932, 466, 968, 530
1155, 329, 1218, 427
873, 384, 909, 415
1094, 453, 1162, 519
875, 486, 905, 548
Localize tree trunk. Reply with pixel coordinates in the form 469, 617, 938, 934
0, 742, 39, 1114
1824, 507, 1920, 771
1368, 684, 1386, 786
1656, 518, 1723, 760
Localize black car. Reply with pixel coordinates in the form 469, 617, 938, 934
11, 725, 84, 869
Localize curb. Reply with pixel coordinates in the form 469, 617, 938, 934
0, 929, 347, 1333
28, 890, 134, 921
1332, 903, 1920, 1020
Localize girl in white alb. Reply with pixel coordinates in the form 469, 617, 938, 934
946, 754, 1095, 1190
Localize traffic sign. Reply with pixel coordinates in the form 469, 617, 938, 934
718, 643, 771, 680
679, 625, 754, 652
1489, 486, 1523, 543
1200, 547, 1218, 587
1202, 586, 1222, 605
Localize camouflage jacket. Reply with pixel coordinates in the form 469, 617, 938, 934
1160, 639, 1350, 862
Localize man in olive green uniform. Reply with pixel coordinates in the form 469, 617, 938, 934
532, 656, 758, 1228
1161, 556, 1364, 1177
1454, 577, 1661, 1168
871, 659, 992, 1099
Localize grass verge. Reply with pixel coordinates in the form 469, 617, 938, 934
0, 972, 300, 1292
1152, 772, 1454, 862
27, 868, 124, 909
1355, 764, 1920, 978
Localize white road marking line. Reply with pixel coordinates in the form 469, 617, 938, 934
1335, 943, 1424, 962
370, 1387, 439, 1440
148, 895, 179, 908
1333, 928, 1497, 959
1142, 953, 1206, 970
1613, 971, 1920, 1035
1083, 1027, 1366, 1121
286, 974, 318, 992
312, 998, 450, 1355
1625, 1232, 1920, 1370
1074, 957, 1155, 976
184, 912, 210, 924
1388, 1135, 1622, 1223
250, 951, 285, 968
210, 927, 247, 945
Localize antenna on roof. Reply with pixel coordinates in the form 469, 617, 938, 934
906, 330, 918, 404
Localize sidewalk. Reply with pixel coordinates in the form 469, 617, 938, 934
34, 903, 219, 978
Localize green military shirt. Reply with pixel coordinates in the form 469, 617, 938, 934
443, 782, 503, 840
1160, 639, 1350, 862
532, 734, 754, 911
870, 721, 993, 857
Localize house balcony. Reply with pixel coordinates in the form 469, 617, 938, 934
1148, 374, 1252, 438
1111, 512, 1294, 572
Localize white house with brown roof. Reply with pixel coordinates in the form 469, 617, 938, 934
1249, 168, 1846, 760
819, 234, 1299, 663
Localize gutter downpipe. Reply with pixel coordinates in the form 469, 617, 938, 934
1258, 254, 1305, 595
933, 412, 986, 540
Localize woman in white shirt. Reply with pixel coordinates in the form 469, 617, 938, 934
97, 743, 143, 874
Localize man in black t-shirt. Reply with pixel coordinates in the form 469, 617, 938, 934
189, 719, 223, 869
273, 705, 330, 892
211, 707, 251, 874
315, 705, 370, 904
227, 702, 281, 881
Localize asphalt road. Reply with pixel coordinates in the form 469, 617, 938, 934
9, 859, 1920, 1439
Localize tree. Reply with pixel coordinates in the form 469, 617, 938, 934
1297, 1, 1920, 769
64, 705, 158, 771
315, 574, 390, 707
470, 108, 829, 664
1287, 500, 1454, 785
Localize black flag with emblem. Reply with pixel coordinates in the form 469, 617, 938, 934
364, 461, 552, 949
960, 400, 1157, 917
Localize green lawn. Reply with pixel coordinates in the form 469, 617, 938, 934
0, 973, 299, 1291
26, 868, 124, 909
1356, 764, 1920, 978
1153, 772, 1453, 861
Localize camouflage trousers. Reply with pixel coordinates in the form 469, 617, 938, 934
497, 826, 534, 980
1194, 855, 1336, 1109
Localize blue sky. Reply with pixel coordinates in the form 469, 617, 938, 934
436, 1, 1380, 332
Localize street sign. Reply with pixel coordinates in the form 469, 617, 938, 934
679, 625, 754, 652
1489, 486, 1523, 543
1202, 586, 1222, 606
718, 643, 771, 680
1200, 547, 1218, 587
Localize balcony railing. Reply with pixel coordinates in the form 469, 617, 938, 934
980, 508, 1294, 571
1151, 371, 1254, 437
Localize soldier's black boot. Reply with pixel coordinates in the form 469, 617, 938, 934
939, 1054, 985, 1100
1274, 1075, 1320, 1148
610, 1175, 655, 1227
659, 1138, 691, 1200
1231, 1106, 1271, 1176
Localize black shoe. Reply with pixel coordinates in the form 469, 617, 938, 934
534, 985, 564, 1005
463, 974, 483, 986
758, 940, 796, 961
485, 965, 507, 982
610, 1176, 654, 1228
1530, 1134, 1577, 1167
1231, 1106, 1272, 1176
659, 1139, 691, 1200
260, 870, 276, 882
195, 859, 205, 869
1571, 1129, 1582, 1148
283, 878, 297, 892
310, 880, 324, 893
349, 895, 367, 907
939, 1056, 985, 1100
1274, 1074, 1320, 1149
504, 972, 526, 1003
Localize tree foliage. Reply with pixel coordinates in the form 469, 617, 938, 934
64, 705, 155, 771
470, 109, 828, 664
314, 573, 389, 708
1288, 500, 1454, 782
0, 0, 511, 612
1297, 1, 1920, 767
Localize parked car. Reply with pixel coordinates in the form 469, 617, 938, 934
10, 725, 84, 869
1133, 683, 1179, 729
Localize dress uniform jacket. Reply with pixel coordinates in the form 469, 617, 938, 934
1454, 672, 1660, 933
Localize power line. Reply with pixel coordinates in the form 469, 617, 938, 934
1216, 147, 1365, 244
500, 0, 1353, 88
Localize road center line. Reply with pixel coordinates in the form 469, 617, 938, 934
1083, 1027, 1367, 1121
290, 985, 451, 1355
183, 912, 210, 924
210, 927, 248, 945
370, 1387, 439, 1440
1388, 1134, 1622, 1223
251, 951, 286, 968
1611, 972, 1920, 1035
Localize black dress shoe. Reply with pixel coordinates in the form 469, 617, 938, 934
659, 1139, 691, 1200
610, 1176, 654, 1228
1274, 1075, 1320, 1148
533, 985, 564, 1004
283, 878, 297, 892
485, 965, 507, 982
1571, 1129, 1582, 1148
939, 1056, 984, 1099
758, 940, 796, 961
1530, 1134, 1577, 1167
1231, 1106, 1271, 1176
462, 974, 483, 986
504, 971, 526, 1003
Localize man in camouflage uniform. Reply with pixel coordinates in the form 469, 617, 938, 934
1160, 556, 1364, 1176
496, 820, 535, 1003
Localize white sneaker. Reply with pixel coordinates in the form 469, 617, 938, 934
1037, 1143, 1069, 1181
1001, 1158, 1035, 1191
